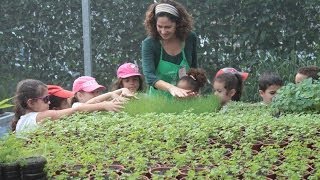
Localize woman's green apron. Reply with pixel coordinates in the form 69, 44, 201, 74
149, 45, 190, 97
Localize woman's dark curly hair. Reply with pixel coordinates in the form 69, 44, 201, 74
144, 0, 193, 41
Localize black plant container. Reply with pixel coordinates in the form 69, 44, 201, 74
19, 156, 47, 180
1, 161, 21, 180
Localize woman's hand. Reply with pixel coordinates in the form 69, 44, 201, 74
168, 86, 195, 98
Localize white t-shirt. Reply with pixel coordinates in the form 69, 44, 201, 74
72, 102, 83, 108
16, 112, 39, 133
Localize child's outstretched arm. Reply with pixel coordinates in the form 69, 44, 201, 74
77, 101, 124, 112
36, 101, 124, 123
86, 88, 135, 104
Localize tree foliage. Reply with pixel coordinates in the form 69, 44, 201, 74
0, 0, 319, 101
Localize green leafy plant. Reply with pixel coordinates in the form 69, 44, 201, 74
0, 97, 13, 110
272, 79, 320, 114
124, 94, 220, 115
0, 102, 319, 179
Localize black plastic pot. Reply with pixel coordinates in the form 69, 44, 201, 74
22, 172, 47, 180
19, 156, 47, 180
1, 161, 21, 180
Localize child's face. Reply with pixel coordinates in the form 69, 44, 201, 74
295, 73, 308, 84
213, 81, 233, 106
121, 76, 140, 93
177, 80, 193, 91
77, 89, 102, 103
59, 99, 71, 110
28, 89, 50, 112
259, 85, 282, 104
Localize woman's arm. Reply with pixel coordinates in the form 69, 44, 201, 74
154, 80, 192, 97
191, 32, 198, 68
142, 38, 160, 86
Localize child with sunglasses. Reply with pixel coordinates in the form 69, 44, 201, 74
12, 79, 124, 134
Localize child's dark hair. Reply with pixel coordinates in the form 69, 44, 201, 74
178, 68, 207, 92
214, 73, 243, 101
12, 79, 47, 131
111, 76, 144, 92
297, 66, 320, 80
49, 95, 65, 110
258, 72, 283, 91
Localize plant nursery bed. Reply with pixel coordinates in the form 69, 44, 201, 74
1, 102, 319, 179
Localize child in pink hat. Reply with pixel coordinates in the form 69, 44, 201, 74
111, 63, 144, 93
71, 76, 136, 109
72, 76, 106, 104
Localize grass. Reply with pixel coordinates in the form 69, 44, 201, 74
124, 94, 220, 115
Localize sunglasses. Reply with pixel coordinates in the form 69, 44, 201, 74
34, 95, 50, 104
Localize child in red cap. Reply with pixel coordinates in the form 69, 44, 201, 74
213, 68, 248, 106
48, 85, 74, 110
111, 63, 144, 93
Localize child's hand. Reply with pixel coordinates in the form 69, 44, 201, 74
103, 101, 124, 112
120, 88, 138, 99
111, 93, 129, 102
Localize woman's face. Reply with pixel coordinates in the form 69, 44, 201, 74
156, 16, 176, 40
122, 76, 140, 93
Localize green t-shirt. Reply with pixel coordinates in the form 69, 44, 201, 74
141, 32, 198, 86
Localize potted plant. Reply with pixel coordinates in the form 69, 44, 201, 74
19, 156, 47, 180
0, 136, 25, 180
0, 97, 14, 138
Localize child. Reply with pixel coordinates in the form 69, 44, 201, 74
72, 76, 134, 108
212, 68, 248, 106
177, 68, 207, 94
12, 79, 124, 134
295, 66, 320, 83
48, 85, 74, 110
258, 72, 283, 104
111, 63, 144, 93
72, 76, 106, 104
48, 84, 131, 111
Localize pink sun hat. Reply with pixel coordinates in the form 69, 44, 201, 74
117, 63, 142, 78
215, 67, 249, 81
72, 76, 106, 92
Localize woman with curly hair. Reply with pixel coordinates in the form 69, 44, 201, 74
142, 0, 197, 98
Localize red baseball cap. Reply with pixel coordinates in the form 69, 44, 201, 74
47, 85, 74, 98
215, 67, 249, 81
117, 63, 142, 78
